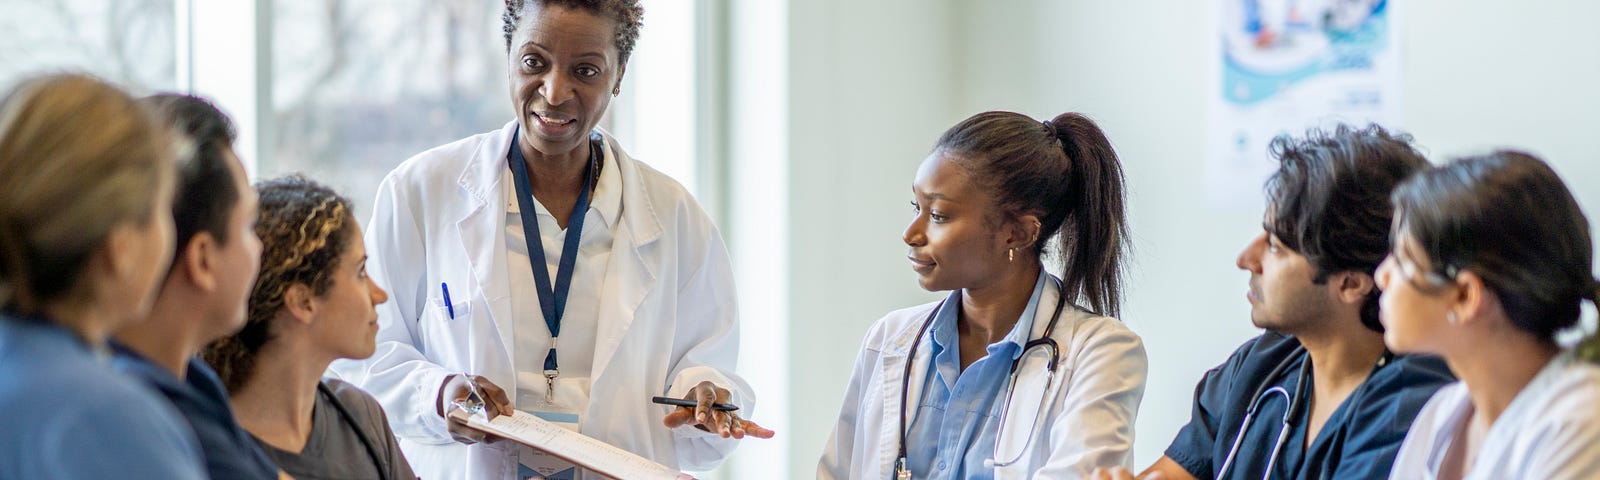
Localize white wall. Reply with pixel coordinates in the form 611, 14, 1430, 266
765, 1, 964, 478
761, 1, 1600, 477
947, 0, 1600, 469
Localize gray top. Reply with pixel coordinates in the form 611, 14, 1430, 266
255, 378, 416, 480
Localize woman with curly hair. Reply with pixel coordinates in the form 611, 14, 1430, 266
204, 175, 414, 480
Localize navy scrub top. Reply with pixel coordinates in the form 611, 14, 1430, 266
1163, 331, 1454, 480
112, 342, 281, 480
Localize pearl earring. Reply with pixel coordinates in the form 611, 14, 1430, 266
1447, 311, 1458, 325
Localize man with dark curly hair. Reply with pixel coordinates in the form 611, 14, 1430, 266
1096, 125, 1456, 480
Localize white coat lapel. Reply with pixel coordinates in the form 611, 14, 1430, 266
454, 122, 518, 369
588, 133, 661, 383
878, 301, 941, 477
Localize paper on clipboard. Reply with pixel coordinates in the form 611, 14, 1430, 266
449, 409, 695, 480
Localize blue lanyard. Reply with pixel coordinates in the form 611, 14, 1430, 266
506, 130, 599, 393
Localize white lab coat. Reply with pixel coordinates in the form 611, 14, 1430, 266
818, 278, 1147, 479
1388, 349, 1600, 480
329, 121, 752, 480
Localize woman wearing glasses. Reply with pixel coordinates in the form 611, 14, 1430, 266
1377, 151, 1600, 479
819, 111, 1148, 479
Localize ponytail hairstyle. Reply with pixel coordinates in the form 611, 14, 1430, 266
202, 175, 355, 393
1391, 151, 1599, 351
934, 111, 1128, 318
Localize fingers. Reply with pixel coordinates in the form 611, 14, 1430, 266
473, 375, 514, 417
693, 382, 716, 425
661, 408, 696, 428
711, 410, 733, 438
729, 412, 746, 439
736, 418, 776, 439
447, 413, 488, 445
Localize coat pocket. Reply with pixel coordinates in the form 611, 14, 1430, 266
418, 295, 475, 360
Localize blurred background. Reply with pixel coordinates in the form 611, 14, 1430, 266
4, 1, 1597, 479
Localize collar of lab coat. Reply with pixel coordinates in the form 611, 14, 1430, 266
458, 121, 663, 248
500, 129, 625, 232
883, 274, 1076, 472
449, 121, 663, 383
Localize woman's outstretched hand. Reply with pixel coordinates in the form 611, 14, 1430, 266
661, 381, 776, 439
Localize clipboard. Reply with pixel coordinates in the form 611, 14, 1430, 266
448, 409, 695, 480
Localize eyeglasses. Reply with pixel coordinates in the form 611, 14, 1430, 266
1384, 251, 1458, 294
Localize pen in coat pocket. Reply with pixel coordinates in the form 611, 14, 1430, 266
441, 282, 456, 319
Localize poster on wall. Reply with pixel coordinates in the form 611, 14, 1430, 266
1207, 0, 1402, 210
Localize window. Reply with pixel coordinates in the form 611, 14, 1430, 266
266, 0, 702, 220
0, 0, 176, 92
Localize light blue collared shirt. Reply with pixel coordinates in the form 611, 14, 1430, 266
905, 271, 1046, 479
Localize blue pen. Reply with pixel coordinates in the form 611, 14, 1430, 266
441, 282, 456, 319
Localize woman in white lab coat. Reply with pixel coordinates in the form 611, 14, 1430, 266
819, 112, 1148, 479
1377, 151, 1600, 479
327, 1, 770, 478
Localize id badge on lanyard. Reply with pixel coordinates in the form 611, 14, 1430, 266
507, 131, 600, 480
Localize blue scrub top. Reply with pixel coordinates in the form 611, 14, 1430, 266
1164, 331, 1454, 480
0, 314, 206, 480
112, 341, 281, 479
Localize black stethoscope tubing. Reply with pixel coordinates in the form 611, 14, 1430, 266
894, 278, 1069, 476
1216, 344, 1392, 480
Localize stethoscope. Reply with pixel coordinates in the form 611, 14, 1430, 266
1215, 345, 1390, 480
318, 382, 390, 480
894, 278, 1070, 479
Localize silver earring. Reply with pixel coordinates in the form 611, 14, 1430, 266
1447, 311, 1458, 325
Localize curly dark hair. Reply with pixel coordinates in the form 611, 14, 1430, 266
202, 174, 355, 393
1263, 123, 1429, 332
503, 0, 644, 66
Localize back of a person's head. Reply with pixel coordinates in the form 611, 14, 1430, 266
0, 73, 178, 314
1264, 123, 1429, 331
203, 174, 353, 392
139, 93, 243, 262
1392, 151, 1594, 341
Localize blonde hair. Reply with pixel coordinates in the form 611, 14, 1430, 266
0, 73, 181, 313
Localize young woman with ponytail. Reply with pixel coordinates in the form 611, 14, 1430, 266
1378, 151, 1600, 479
819, 111, 1148, 479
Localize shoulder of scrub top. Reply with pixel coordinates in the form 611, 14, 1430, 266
1201, 330, 1304, 384
1359, 352, 1455, 415
1317, 352, 1455, 478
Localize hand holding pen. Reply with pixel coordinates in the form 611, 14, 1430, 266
658, 381, 776, 440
